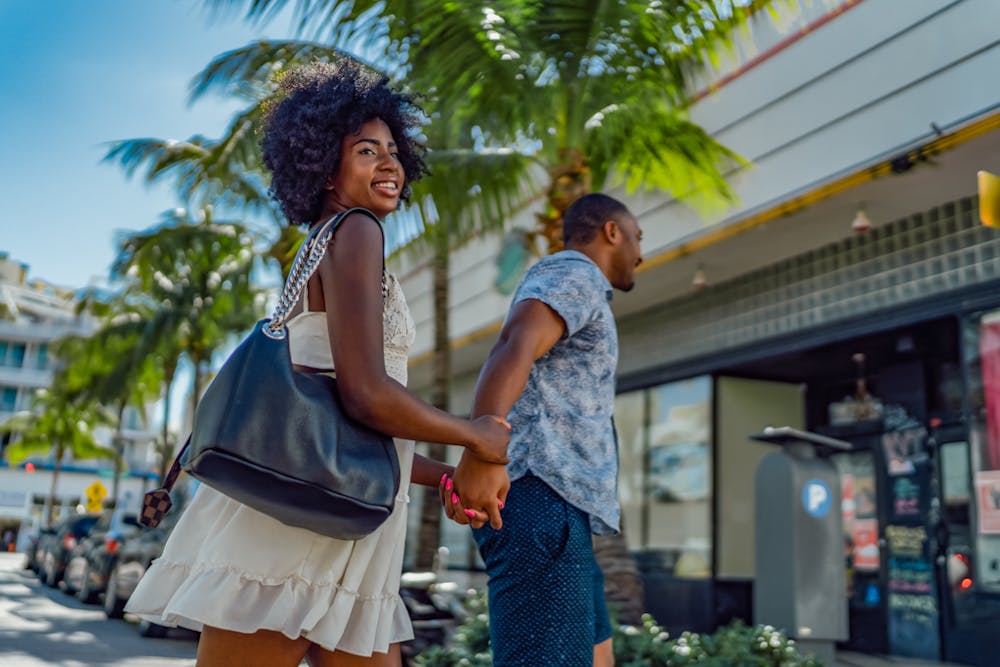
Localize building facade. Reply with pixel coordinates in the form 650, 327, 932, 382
0, 253, 158, 545
391, 1, 1000, 664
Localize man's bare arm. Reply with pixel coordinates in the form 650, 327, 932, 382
471, 298, 566, 420
447, 299, 565, 528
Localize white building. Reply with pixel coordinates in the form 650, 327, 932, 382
0, 252, 158, 542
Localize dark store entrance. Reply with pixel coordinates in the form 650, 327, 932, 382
722, 316, 976, 664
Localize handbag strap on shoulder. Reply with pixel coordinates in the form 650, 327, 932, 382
267, 208, 384, 335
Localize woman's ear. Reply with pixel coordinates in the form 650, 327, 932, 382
323, 174, 336, 191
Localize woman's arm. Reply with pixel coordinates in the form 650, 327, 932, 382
410, 454, 453, 488
318, 212, 508, 462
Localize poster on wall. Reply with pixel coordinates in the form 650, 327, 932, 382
882, 427, 927, 476
852, 518, 880, 571
975, 470, 1000, 534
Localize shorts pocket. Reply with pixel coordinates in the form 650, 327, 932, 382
530, 500, 570, 560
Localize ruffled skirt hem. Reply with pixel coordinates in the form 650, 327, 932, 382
125, 557, 414, 657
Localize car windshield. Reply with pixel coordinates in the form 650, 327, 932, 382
71, 516, 99, 537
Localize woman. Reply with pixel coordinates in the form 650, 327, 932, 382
125, 59, 509, 667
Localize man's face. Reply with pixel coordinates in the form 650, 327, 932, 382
610, 215, 643, 291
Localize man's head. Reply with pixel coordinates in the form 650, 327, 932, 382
563, 194, 643, 291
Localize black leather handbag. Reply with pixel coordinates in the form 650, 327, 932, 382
140, 208, 400, 540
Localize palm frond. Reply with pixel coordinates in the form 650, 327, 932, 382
189, 38, 377, 102
584, 97, 745, 214
417, 148, 541, 242
103, 106, 276, 219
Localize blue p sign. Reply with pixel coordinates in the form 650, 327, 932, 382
802, 479, 831, 518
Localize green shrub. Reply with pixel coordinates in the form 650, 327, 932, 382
414, 592, 823, 666
613, 614, 823, 667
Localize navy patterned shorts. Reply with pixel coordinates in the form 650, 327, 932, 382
472, 474, 612, 666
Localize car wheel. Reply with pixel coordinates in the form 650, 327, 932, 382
62, 559, 80, 594
44, 561, 60, 588
138, 619, 170, 638
76, 563, 97, 604
103, 568, 126, 619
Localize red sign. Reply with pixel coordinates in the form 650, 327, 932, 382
852, 518, 880, 571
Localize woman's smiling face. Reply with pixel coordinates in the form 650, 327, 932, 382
328, 117, 404, 219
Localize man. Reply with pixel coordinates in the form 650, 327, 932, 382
445, 193, 643, 667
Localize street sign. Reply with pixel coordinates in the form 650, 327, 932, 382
85, 481, 107, 512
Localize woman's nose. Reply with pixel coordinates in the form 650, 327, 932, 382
378, 151, 397, 170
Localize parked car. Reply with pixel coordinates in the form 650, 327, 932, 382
63, 509, 140, 602
37, 513, 101, 588
22, 526, 55, 573
103, 523, 170, 627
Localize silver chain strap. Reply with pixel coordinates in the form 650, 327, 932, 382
263, 213, 387, 340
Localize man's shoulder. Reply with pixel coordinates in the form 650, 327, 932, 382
523, 251, 600, 284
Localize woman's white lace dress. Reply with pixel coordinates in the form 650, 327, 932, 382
125, 273, 417, 656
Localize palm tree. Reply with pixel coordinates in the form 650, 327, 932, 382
0, 388, 115, 525
109, 207, 265, 475
55, 314, 163, 506
205, 0, 767, 244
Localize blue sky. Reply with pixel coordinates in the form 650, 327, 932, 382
0, 1, 296, 288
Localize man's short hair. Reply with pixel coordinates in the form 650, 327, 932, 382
562, 194, 631, 246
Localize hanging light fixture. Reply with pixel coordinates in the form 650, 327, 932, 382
852, 208, 872, 233
692, 265, 709, 289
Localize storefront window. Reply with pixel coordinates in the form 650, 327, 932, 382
646, 377, 712, 578
615, 377, 713, 579
962, 310, 1000, 590
613, 390, 646, 551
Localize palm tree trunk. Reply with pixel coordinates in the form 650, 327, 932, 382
414, 230, 450, 569
593, 528, 645, 626
112, 402, 126, 509
535, 148, 592, 254
190, 353, 204, 433
158, 362, 177, 483
46, 447, 64, 526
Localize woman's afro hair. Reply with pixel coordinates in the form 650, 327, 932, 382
261, 58, 427, 225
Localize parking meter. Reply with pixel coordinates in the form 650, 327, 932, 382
751, 426, 851, 665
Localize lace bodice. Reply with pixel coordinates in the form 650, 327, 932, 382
286, 272, 416, 385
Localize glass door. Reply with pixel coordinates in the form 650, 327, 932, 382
834, 444, 888, 653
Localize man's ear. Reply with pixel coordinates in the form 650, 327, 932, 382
602, 219, 619, 244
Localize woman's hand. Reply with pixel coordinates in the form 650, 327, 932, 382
441, 451, 510, 530
467, 415, 511, 464
439, 473, 488, 529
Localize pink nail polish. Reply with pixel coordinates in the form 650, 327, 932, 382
464, 509, 477, 519
497, 499, 505, 510
451, 492, 459, 505
439, 473, 448, 487
445, 478, 454, 491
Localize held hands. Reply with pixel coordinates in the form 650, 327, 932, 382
467, 415, 511, 464
439, 449, 510, 530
